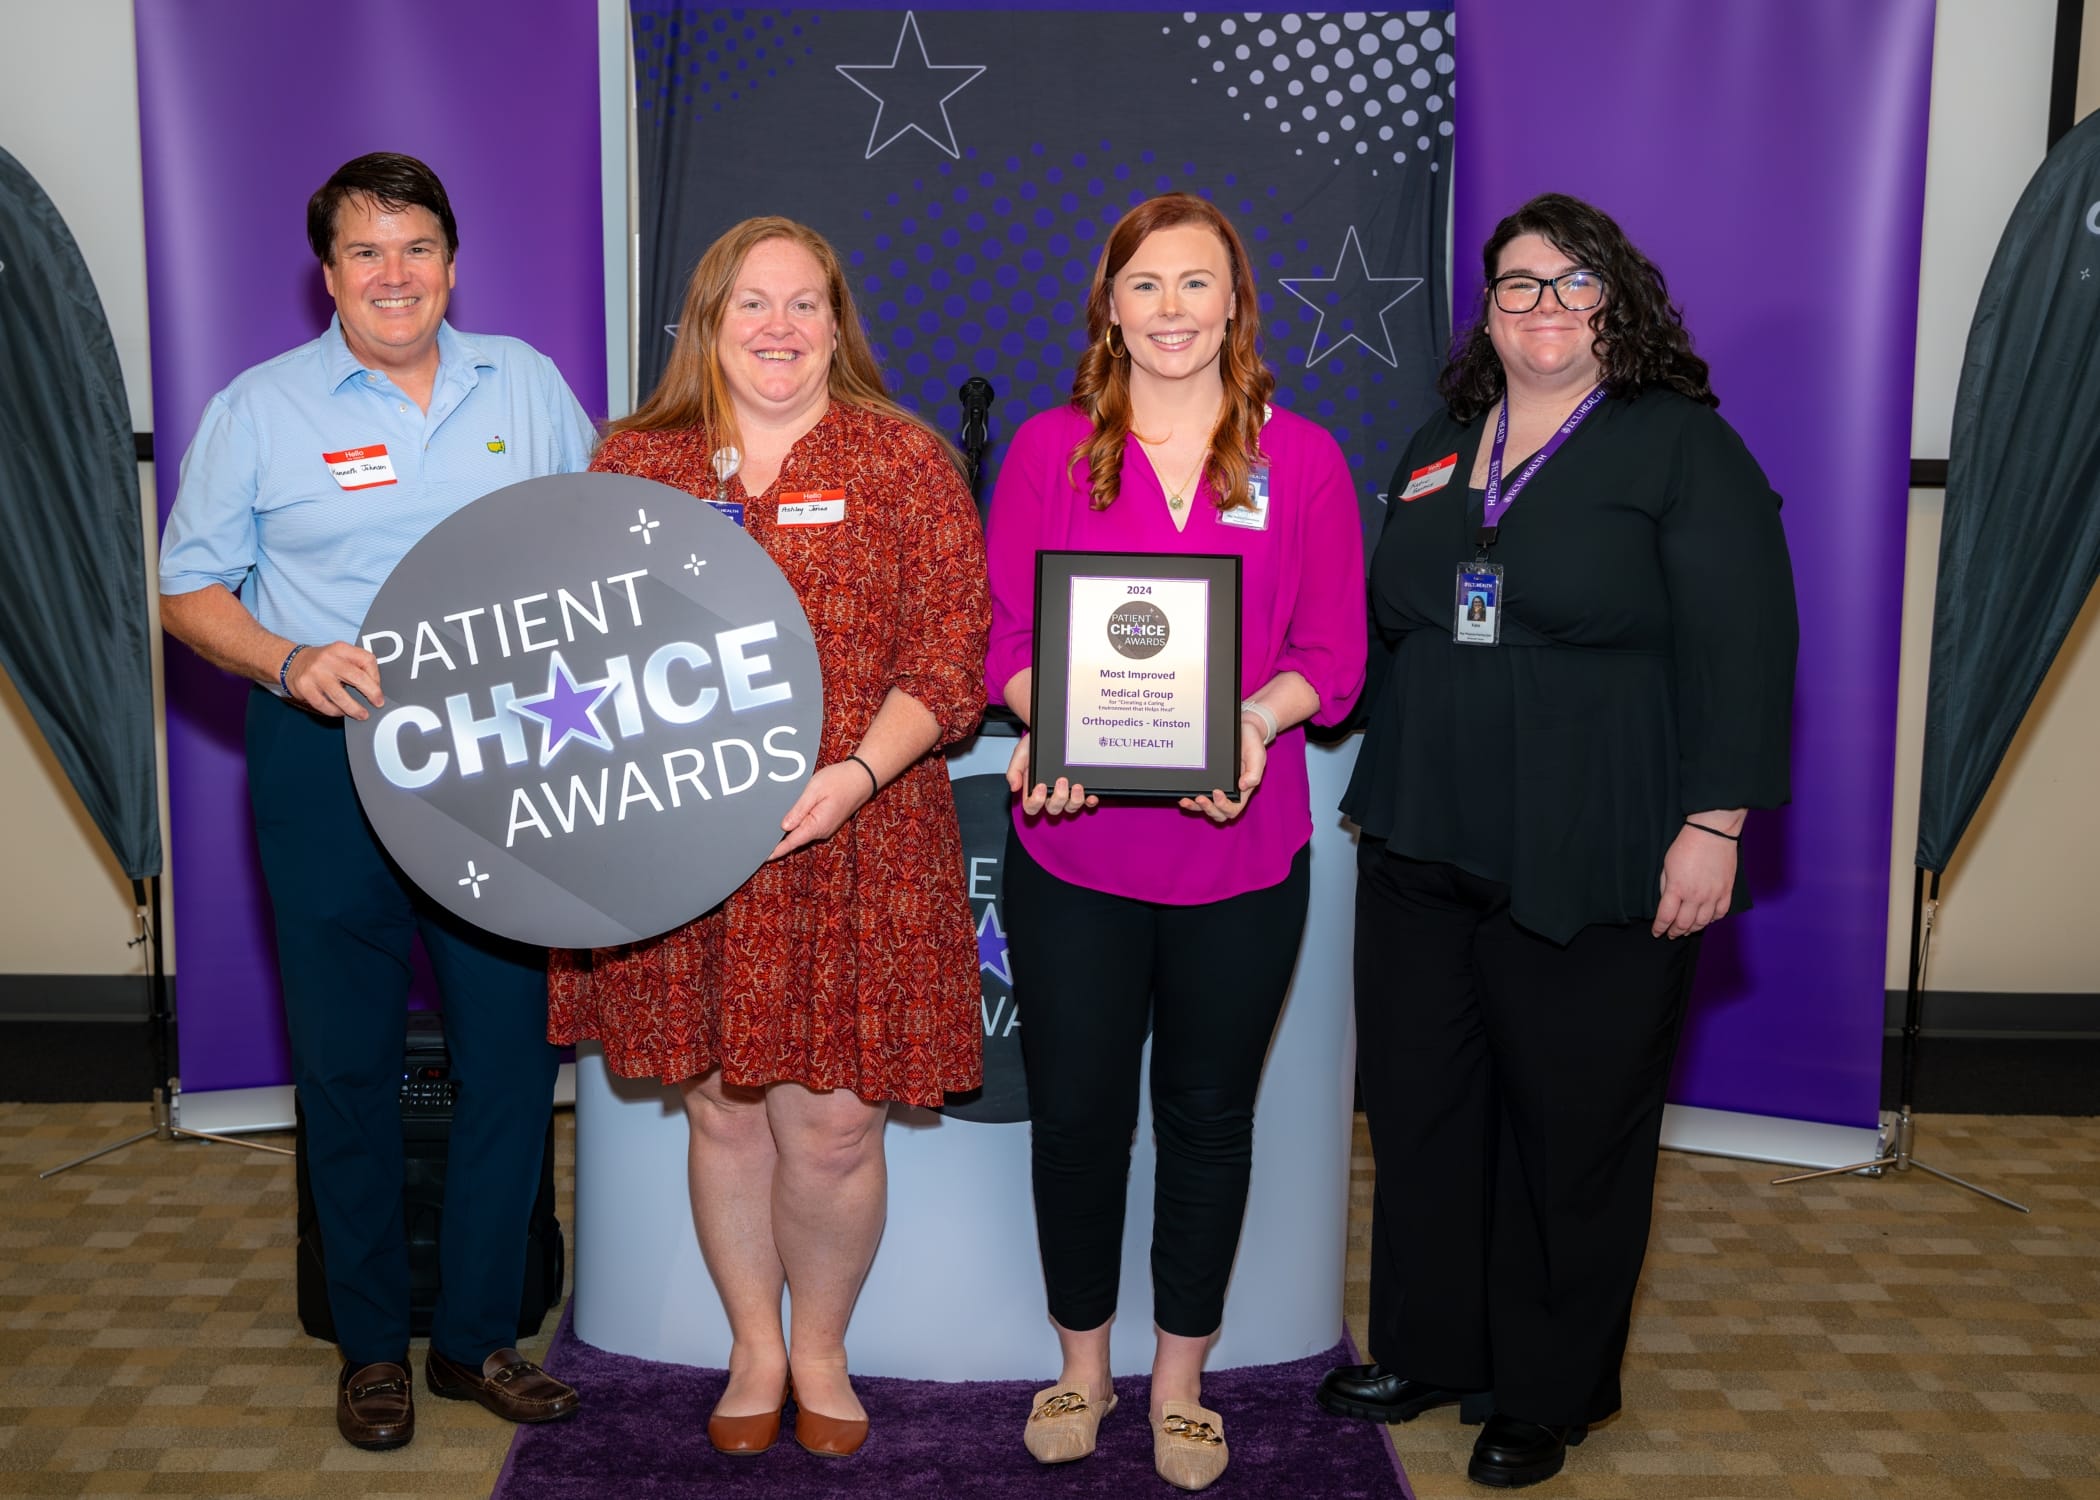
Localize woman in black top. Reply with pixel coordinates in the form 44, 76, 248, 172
1315, 194, 1796, 1489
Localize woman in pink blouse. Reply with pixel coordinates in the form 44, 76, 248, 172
984, 194, 1365, 1491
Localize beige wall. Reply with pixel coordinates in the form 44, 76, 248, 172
2085, 0, 2100, 123
1886, 496, 2100, 993
0, 0, 166, 980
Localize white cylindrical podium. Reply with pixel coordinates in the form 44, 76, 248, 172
572, 733, 1360, 1378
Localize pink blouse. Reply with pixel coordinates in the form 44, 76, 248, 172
985, 403, 1366, 904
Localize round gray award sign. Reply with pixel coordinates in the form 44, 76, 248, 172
345, 472, 823, 949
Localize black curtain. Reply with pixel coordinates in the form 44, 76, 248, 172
1917, 110, 2100, 873
0, 146, 162, 880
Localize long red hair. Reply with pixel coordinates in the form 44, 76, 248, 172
1069, 194, 1273, 511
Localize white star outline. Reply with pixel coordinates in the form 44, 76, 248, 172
507, 650, 619, 767
835, 12, 986, 161
1277, 227, 1425, 369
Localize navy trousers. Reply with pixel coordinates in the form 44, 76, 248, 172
246, 688, 558, 1367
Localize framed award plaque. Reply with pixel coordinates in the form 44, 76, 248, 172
1028, 551, 1242, 798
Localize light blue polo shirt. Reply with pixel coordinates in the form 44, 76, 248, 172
160, 316, 597, 651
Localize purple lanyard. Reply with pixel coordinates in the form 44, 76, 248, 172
1480, 384, 1607, 540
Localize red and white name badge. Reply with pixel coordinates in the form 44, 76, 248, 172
1398, 452, 1458, 501
323, 445, 400, 490
776, 488, 846, 525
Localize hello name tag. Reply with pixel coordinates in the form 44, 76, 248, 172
323, 445, 399, 490
1398, 452, 1458, 501
776, 488, 846, 526
1218, 464, 1272, 531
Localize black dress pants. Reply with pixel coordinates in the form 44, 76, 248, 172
1005, 830, 1311, 1338
1354, 842, 1698, 1425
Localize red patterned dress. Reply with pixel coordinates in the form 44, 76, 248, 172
547, 403, 989, 1106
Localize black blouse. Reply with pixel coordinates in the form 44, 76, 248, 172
1342, 389, 1798, 944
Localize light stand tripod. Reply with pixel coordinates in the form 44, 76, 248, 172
40, 875, 292, 1180
1771, 867, 2026, 1212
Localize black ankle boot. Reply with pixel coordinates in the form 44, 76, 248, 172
1467, 1413, 1587, 1488
1314, 1363, 1491, 1424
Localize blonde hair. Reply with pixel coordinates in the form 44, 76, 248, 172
1068, 194, 1274, 511
608, 216, 960, 469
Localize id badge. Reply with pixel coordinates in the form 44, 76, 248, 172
708, 497, 746, 528
1219, 464, 1271, 531
1454, 563, 1503, 645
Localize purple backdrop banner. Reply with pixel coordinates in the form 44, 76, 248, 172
1456, 0, 1933, 1127
137, 0, 607, 1092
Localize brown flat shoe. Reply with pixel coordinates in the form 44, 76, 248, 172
1154, 1400, 1229, 1491
425, 1347, 578, 1423
1024, 1381, 1118, 1463
794, 1403, 869, 1457
338, 1360, 414, 1450
708, 1382, 790, 1456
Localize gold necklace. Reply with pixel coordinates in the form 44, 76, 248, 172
1154, 452, 1207, 512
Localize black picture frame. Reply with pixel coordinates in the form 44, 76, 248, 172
1028, 550, 1242, 798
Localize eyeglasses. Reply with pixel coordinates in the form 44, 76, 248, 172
1489, 269, 1604, 314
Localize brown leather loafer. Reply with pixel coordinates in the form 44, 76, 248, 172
338, 1360, 414, 1450
708, 1382, 790, 1456
793, 1404, 869, 1457
425, 1347, 578, 1423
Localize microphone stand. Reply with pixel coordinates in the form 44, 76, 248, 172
957, 375, 995, 497
954, 375, 1020, 735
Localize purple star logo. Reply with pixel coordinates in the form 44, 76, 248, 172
977, 901, 1012, 986
509, 651, 617, 766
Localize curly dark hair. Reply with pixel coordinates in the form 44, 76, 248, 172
1438, 193, 1715, 420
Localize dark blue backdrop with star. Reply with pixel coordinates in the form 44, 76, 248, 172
632, 4, 1454, 545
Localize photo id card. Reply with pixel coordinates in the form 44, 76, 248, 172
1454, 563, 1503, 646
1217, 464, 1271, 531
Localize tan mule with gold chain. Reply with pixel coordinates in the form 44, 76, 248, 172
1023, 1381, 1118, 1463
1153, 1399, 1229, 1491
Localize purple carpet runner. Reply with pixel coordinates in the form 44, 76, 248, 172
493, 1313, 1411, 1498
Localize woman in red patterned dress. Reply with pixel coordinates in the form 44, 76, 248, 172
548, 218, 988, 1458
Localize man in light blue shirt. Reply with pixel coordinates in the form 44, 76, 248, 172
159, 153, 592, 1452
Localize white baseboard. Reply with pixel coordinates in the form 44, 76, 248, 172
1660, 1102, 1882, 1170
168, 1061, 578, 1137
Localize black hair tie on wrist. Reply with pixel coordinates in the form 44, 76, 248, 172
847, 754, 880, 799
1684, 819, 1740, 843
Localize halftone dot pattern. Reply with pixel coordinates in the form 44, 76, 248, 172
848, 145, 1420, 497
631, 6, 822, 119
1171, 10, 1456, 172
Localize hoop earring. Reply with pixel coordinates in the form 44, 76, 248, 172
1104, 324, 1127, 360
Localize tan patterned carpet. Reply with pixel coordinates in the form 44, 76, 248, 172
2, 1103, 2094, 1498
